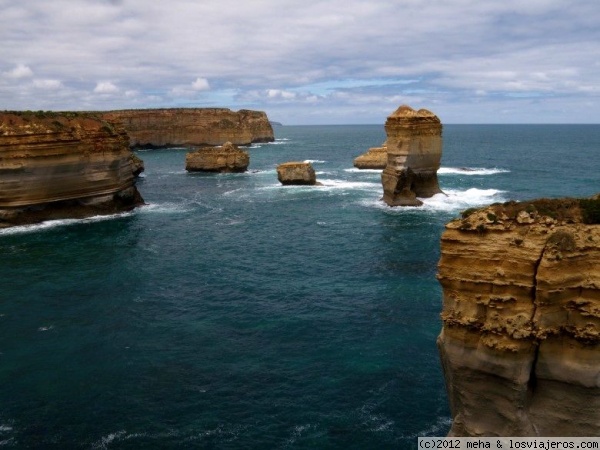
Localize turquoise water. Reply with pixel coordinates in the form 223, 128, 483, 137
1, 125, 598, 448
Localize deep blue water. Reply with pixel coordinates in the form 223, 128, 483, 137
1, 125, 598, 449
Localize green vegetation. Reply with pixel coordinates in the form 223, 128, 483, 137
547, 230, 576, 252
580, 198, 600, 224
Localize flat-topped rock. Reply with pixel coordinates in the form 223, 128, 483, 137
276, 162, 318, 185
380, 105, 443, 206
353, 145, 387, 169
185, 141, 249, 173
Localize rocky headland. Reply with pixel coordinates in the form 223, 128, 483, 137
0, 111, 144, 227
101, 108, 274, 148
380, 105, 443, 206
185, 141, 249, 173
276, 161, 319, 185
437, 196, 600, 436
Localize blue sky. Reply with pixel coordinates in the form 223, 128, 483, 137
1, 0, 599, 124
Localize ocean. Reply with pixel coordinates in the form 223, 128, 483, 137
1, 125, 598, 449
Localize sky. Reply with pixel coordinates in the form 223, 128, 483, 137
1, 0, 599, 124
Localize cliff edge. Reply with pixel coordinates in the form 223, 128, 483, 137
437, 196, 600, 436
0, 111, 144, 227
101, 108, 274, 148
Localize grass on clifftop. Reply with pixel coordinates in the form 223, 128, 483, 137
460, 196, 600, 224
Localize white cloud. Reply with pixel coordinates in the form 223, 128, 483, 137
191, 77, 210, 91
0, 0, 598, 123
5, 64, 33, 79
94, 81, 119, 94
32, 79, 63, 90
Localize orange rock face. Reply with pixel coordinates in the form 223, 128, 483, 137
102, 108, 274, 148
0, 111, 143, 227
380, 105, 443, 206
437, 197, 600, 436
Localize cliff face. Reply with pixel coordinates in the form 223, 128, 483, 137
102, 108, 274, 148
381, 105, 443, 206
437, 197, 600, 436
0, 111, 143, 227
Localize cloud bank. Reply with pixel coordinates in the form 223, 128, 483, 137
1, 0, 598, 124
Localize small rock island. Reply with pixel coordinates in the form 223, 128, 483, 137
185, 142, 250, 173
276, 162, 319, 185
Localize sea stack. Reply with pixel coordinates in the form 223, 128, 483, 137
276, 161, 318, 185
0, 111, 144, 227
437, 197, 600, 436
381, 105, 443, 206
185, 141, 249, 173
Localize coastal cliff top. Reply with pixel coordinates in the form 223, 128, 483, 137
0, 110, 120, 135
450, 195, 600, 232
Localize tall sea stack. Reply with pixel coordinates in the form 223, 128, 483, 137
381, 105, 443, 206
437, 197, 600, 436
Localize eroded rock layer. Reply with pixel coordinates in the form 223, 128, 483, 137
185, 142, 249, 173
353, 145, 387, 169
381, 105, 443, 206
437, 197, 600, 436
102, 108, 274, 148
0, 111, 143, 227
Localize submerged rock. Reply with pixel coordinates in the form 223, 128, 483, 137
437, 196, 600, 436
0, 111, 144, 227
185, 141, 249, 173
380, 105, 443, 206
276, 162, 318, 185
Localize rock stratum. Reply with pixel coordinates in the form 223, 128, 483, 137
185, 141, 249, 173
101, 108, 274, 148
381, 105, 443, 206
437, 197, 600, 437
0, 111, 144, 227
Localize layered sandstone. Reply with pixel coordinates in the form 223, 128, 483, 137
353, 145, 387, 169
276, 162, 318, 185
0, 111, 144, 227
381, 105, 443, 206
102, 108, 274, 148
185, 141, 249, 173
437, 197, 600, 436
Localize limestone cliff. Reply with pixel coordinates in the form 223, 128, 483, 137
0, 111, 144, 227
381, 105, 443, 206
102, 108, 274, 148
185, 141, 249, 173
437, 197, 600, 436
